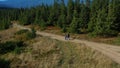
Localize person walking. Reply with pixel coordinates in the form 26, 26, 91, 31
67, 33, 70, 40
65, 33, 70, 40
65, 33, 67, 40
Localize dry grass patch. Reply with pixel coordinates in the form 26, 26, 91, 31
6, 37, 120, 68
0, 28, 18, 42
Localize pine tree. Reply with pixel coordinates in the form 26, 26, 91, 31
53, 0, 60, 25
88, 0, 100, 32
105, 0, 118, 36
47, 6, 54, 26
57, 0, 66, 28
69, 10, 80, 33
57, 14, 66, 28
34, 9, 40, 25
19, 10, 29, 25
88, 0, 114, 37
0, 19, 10, 30
79, 3, 89, 32
47, 0, 60, 26
67, 0, 74, 25
94, 9, 108, 36
31, 27, 36, 38
39, 19, 46, 30
111, 0, 120, 31
74, 0, 80, 11
85, 0, 91, 8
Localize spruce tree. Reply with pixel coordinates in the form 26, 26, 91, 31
47, 6, 54, 26
57, 0, 66, 28
111, 0, 120, 31
79, 3, 89, 32
67, 0, 74, 25
88, 0, 100, 32
69, 10, 80, 33
86, 0, 91, 8
88, 0, 114, 37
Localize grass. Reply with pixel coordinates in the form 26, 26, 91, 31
8, 37, 120, 68
0, 27, 120, 68
57, 41, 120, 68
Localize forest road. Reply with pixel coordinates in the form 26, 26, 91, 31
13, 23, 120, 64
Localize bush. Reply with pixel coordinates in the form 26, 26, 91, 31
88, 32, 97, 38
113, 36, 120, 46
31, 27, 36, 38
26, 28, 36, 40
15, 28, 36, 41
89, 30, 118, 38
39, 20, 46, 30
26, 32, 34, 39
15, 29, 29, 35
0, 58, 10, 68
0, 19, 11, 31
61, 27, 67, 33
0, 41, 24, 54
14, 47, 22, 54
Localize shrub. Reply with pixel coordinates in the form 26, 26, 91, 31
26, 32, 34, 39
31, 27, 36, 38
15, 29, 29, 35
0, 58, 10, 68
39, 20, 46, 30
0, 41, 24, 54
15, 28, 36, 41
61, 27, 67, 33
14, 47, 22, 54
89, 30, 118, 38
0, 19, 11, 31
113, 36, 120, 46
26, 28, 36, 40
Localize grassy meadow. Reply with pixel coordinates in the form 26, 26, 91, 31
0, 29, 120, 68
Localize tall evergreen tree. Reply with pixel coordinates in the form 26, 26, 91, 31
48, 0, 60, 26
111, 0, 120, 31
79, 3, 90, 32
74, 0, 80, 11
67, 0, 74, 25
88, 0, 111, 36
85, 0, 91, 8
88, 0, 101, 32
57, 0, 66, 28
69, 10, 80, 33
0, 0, 119, 37
0, 19, 10, 30
19, 11, 28, 25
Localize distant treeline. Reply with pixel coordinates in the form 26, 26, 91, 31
0, 0, 120, 37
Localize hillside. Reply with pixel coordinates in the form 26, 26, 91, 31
0, 28, 120, 68
0, 0, 120, 68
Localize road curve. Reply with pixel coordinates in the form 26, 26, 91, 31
13, 23, 120, 64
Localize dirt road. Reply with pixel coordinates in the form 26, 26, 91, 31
13, 23, 120, 64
